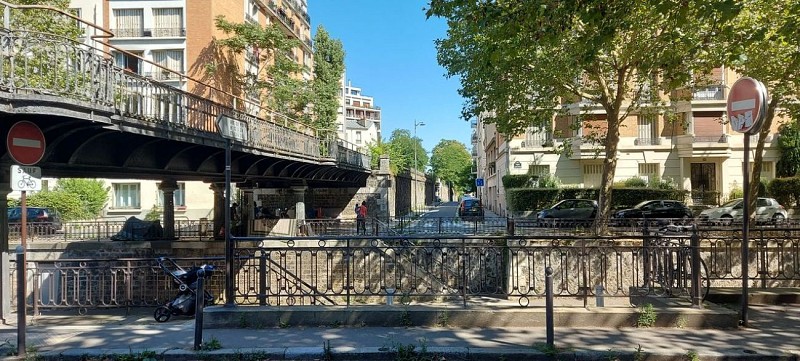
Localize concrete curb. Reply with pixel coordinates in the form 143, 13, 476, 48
30, 346, 800, 361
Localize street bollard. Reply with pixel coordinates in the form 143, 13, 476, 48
386, 288, 395, 305
16, 245, 26, 358
193, 268, 207, 351
545, 266, 554, 348
595, 285, 605, 307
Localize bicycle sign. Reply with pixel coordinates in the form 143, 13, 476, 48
11, 165, 41, 191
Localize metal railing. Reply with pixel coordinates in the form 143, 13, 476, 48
12, 230, 800, 312
0, 6, 369, 169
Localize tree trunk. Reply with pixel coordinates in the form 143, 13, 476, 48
746, 97, 779, 217
594, 111, 621, 235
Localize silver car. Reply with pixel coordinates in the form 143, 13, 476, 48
698, 197, 788, 225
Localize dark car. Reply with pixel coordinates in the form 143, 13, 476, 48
537, 199, 598, 227
612, 200, 693, 227
458, 197, 484, 220
7, 207, 63, 234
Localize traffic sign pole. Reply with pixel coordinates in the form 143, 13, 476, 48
726, 77, 768, 328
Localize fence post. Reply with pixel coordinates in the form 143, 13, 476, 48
259, 250, 267, 306
642, 225, 651, 289
16, 245, 25, 358
461, 238, 467, 308
545, 266, 554, 348
193, 267, 207, 351
690, 225, 702, 308
507, 217, 515, 236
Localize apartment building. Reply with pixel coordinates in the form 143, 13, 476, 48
337, 75, 382, 149
63, 0, 312, 220
476, 67, 785, 216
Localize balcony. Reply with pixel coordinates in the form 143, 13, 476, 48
569, 137, 604, 160
111, 28, 186, 38
693, 85, 725, 101
675, 134, 731, 158
144, 71, 183, 81
634, 137, 661, 146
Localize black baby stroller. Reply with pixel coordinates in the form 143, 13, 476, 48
154, 257, 215, 322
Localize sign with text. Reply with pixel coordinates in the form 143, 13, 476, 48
11, 165, 41, 191
216, 114, 249, 142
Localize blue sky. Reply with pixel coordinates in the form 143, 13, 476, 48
310, 1, 471, 154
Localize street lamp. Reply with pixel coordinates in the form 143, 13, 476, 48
413, 120, 425, 213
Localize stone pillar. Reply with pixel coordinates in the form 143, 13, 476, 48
158, 179, 178, 240
0, 175, 9, 323
241, 188, 254, 236
210, 183, 225, 239
291, 185, 307, 223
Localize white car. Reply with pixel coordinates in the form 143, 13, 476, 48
698, 197, 788, 225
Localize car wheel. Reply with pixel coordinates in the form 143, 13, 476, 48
773, 213, 786, 225
720, 215, 733, 226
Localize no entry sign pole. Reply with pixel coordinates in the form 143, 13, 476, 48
727, 77, 767, 327
6, 121, 45, 357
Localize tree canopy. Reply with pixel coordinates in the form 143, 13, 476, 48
212, 19, 345, 133
711, 0, 800, 211
11, 178, 109, 221
311, 26, 346, 133
427, 0, 740, 232
366, 129, 428, 174
430, 140, 472, 194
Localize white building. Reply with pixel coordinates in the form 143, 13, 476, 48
337, 74, 382, 149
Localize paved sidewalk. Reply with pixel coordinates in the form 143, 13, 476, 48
0, 304, 797, 360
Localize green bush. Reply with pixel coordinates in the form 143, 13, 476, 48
506, 187, 688, 212
729, 186, 743, 200
768, 177, 800, 208
623, 177, 648, 188
538, 173, 561, 188
502, 174, 530, 189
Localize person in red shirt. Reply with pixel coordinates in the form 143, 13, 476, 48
356, 201, 367, 234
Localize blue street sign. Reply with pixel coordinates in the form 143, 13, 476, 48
476, 178, 484, 187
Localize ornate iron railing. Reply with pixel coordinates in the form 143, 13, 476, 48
0, 4, 369, 169
12, 231, 800, 312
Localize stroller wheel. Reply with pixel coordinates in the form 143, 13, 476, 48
154, 306, 172, 323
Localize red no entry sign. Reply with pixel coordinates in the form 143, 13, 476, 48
6, 121, 45, 165
726, 77, 767, 135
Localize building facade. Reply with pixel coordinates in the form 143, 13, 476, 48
64, 0, 313, 220
476, 67, 785, 216
337, 75, 382, 150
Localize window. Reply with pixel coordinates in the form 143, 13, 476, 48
637, 115, 658, 145
638, 163, 659, 182
528, 165, 549, 175
524, 126, 552, 147
68, 8, 85, 34
113, 183, 141, 209
583, 164, 603, 188
151, 50, 184, 79
113, 50, 143, 74
153, 8, 184, 37
113, 9, 143, 37
157, 182, 186, 207
355, 131, 362, 144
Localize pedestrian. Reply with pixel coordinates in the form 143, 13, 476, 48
355, 201, 364, 234
358, 201, 368, 234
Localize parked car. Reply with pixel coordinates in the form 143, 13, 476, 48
536, 199, 597, 227
7, 206, 63, 234
612, 200, 693, 227
458, 197, 484, 220
697, 197, 787, 225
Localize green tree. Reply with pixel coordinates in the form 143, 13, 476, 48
54, 179, 109, 218
776, 121, 800, 177
311, 26, 346, 133
430, 140, 472, 194
213, 16, 310, 124
711, 0, 800, 213
390, 129, 427, 172
427, 0, 739, 233
16, 179, 109, 220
